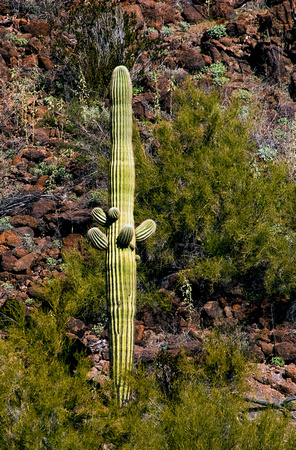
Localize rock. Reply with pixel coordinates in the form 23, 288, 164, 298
260, 341, 274, 357
9, 215, 39, 230
38, 55, 54, 70
200, 301, 224, 327
122, 4, 144, 29
13, 252, 36, 272
22, 146, 48, 162
0, 58, 10, 85
138, 0, 166, 30
28, 37, 42, 52
175, 47, 207, 73
210, 0, 235, 20
181, 3, 207, 23
226, 21, 246, 37
67, 318, 85, 338
15, 227, 34, 239
250, 41, 290, 83
22, 54, 38, 69
58, 209, 92, 234
285, 364, 296, 383
0, 230, 23, 247
1, 250, 18, 271
135, 320, 145, 344
31, 199, 57, 219
134, 344, 159, 363
22, 20, 50, 37
62, 233, 82, 250
274, 342, 296, 363
33, 128, 50, 145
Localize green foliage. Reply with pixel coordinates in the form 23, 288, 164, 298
195, 61, 229, 86
134, 82, 296, 296
161, 26, 174, 38
41, 242, 106, 323
206, 24, 227, 40
0, 216, 13, 232
179, 21, 191, 32
270, 356, 285, 367
32, 161, 72, 191
0, 305, 296, 448
5, 33, 28, 46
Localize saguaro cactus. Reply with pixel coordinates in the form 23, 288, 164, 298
88, 66, 156, 405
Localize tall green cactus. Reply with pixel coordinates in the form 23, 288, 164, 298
88, 66, 156, 405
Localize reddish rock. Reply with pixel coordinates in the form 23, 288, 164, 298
62, 234, 83, 250
0, 245, 8, 255
22, 20, 50, 37
226, 21, 246, 37
9, 215, 38, 230
134, 344, 159, 363
1, 251, 17, 271
175, 48, 206, 73
133, 94, 155, 120
15, 227, 34, 239
0, 58, 10, 84
260, 341, 274, 357
67, 318, 85, 338
13, 252, 36, 272
274, 342, 296, 362
122, 4, 144, 29
12, 248, 29, 258
181, 3, 207, 23
31, 199, 57, 219
0, 230, 23, 247
135, 320, 145, 344
285, 364, 296, 383
36, 175, 49, 189
22, 54, 38, 69
28, 37, 42, 52
210, 0, 235, 20
33, 128, 50, 145
138, 0, 166, 30
201, 301, 223, 327
22, 146, 48, 162
38, 55, 54, 70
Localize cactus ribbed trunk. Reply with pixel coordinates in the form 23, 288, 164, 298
88, 66, 156, 406
107, 66, 136, 405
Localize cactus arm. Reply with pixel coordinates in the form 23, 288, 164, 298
135, 219, 157, 242
92, 207, 107, 226
87, 228, 109, 250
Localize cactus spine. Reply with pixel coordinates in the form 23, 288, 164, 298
88, 66, 156, 405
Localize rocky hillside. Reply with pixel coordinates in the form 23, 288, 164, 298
1, 0, 296, 407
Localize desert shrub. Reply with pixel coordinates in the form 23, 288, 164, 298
205, 24, 227, 40
0, 307, 295, 449
134, 81, 296, 297
53, 0, 161, 99
39, 242, 106, 324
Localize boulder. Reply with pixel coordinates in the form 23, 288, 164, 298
0, 230, 23, 247
31, 198, 57, 219
22, 20, 50, 37
9, 215, 38, 230
13, 252, 37, 273
274, 342, 296, 362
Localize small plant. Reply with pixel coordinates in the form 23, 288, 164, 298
92, 322, 104, 335
181, 276, 194, 322
270, 356, 285, 367
133, 86, 144, 96
46, 257, 62, 270
194, 61, 229, 87
148, 27, 157, 34
23, 234, 36, 252
32, 161, 72, 191
257, 145, 278, 161
5, 33, 28, 46
235, 89, 250, 101
0, 216, 13, 232
1, 281, 13, 291
179, 21, 190, 32
161, 26, 174, 38
24, 298, 35, 306
206, 24, 227, 40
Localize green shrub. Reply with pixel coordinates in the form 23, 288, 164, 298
206, 24, 227, 40
134, 82, 296, 297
